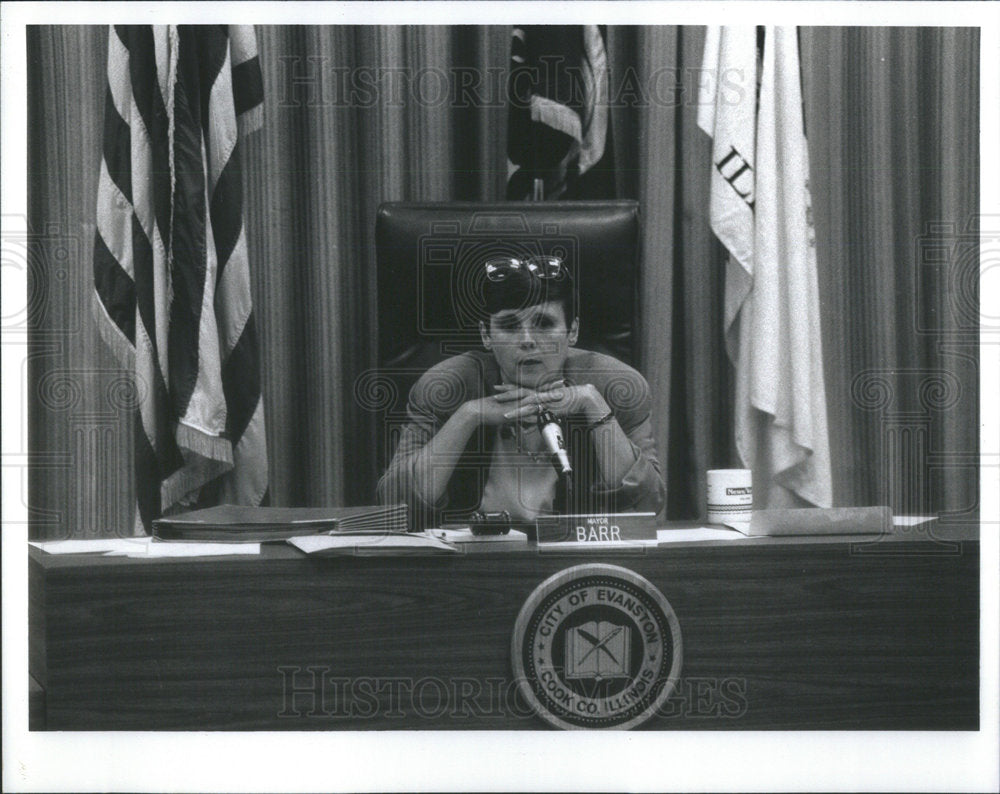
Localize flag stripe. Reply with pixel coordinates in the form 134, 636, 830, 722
134, 314, 182, 471
126, 98, 172, 383
95, 162, 134, 278
101, 87, 133, 205
232, 55, 263, 115
168, 30, 212, 415
221, 314, 261, 440
134, 418, 162, 529
205, 46, 238, 191
106, 29, 134, 124
94, 24, 268, 532
130, 212, 163, 375
183, 210, 226, 438
191, 27, 230, 139
119, 25, 174, 389
93, 231, 135, 342
209, 147, 243, 275
228, 25, 257, 65
122, 27, 173, 245
215, 232, 252, 353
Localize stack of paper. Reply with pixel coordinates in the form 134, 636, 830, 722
30, 538, 261, 557
152, 504, 408, 542
287, 532, 458, 556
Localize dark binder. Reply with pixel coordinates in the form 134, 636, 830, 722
152, 504, 409, 542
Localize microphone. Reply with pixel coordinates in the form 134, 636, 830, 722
537, 409, 572, 476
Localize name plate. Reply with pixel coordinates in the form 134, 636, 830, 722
535, 513, 658, 543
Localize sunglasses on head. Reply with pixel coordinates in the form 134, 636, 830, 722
484, 255, 566, 282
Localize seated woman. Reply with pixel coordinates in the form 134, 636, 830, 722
377, 254, 666, 530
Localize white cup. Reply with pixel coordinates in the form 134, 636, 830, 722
706, 469, 753, 527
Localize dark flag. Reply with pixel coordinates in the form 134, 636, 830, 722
93, 25, 268, 533
506, 25, 611, 200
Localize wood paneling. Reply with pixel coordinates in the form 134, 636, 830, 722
31, 530, 978, 730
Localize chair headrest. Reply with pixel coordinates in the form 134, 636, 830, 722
376, 201, 640, 369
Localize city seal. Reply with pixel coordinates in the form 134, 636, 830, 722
511, 563, 683, 729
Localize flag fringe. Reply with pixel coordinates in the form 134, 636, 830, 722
161, 423, 235, 509
174, 422, 235, 465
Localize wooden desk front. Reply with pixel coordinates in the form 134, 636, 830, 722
29, 525, 979, 730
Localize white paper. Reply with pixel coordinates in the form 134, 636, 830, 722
893, 515, 936, 527
31, 538, 149, 555
105, 539, 261, 557
288, 532, 458, 555
31, 538, 261, 557
657, 527, 752, 543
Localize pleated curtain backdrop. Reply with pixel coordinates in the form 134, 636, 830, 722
27, 26, 129, 538
606, 26, 739, 519
802, 27, 979, 521
27, 25, 978, 538
242, 26, 509, 508
607, 26, 979, 520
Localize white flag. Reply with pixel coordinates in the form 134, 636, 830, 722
698, 26, 832, 508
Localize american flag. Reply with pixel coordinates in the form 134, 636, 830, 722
93, 25, 268, 534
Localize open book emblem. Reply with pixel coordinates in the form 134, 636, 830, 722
566, 621, 631, 680
512, 563, 684, 730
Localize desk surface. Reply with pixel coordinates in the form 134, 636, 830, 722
30, 521, 980, 730
29, 519, 979, 568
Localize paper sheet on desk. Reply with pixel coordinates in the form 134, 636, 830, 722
117, 540, 260, 557
657, 527, 752, 543
31, 538, 261, 556
893, 515, 936, 527
288, 532, 458, 555
32, 538, 149, 555
655, 508, 898, 543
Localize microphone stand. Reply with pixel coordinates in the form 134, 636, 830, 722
558, 469, 573, 515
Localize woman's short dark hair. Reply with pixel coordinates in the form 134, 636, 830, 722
483, 266, 576, 324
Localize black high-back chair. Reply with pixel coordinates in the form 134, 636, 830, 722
369, 200, 641, 483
